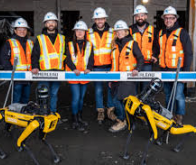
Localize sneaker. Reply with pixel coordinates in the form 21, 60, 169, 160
109, 119, 127, 133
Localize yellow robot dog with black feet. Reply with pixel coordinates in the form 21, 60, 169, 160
0, 85, 61, 165
123, 78, 196, 165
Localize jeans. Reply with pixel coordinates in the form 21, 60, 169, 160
164, 82, 185, 115
93, 67, 114, 109
38, 81, 60, 113
137, 64, 152, 94
13, 83, 31, 104
112, 95, 125, 121
70, 83, 88, 115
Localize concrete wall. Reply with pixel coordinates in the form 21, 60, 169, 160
0, 0, 187, 38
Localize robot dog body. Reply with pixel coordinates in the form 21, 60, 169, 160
0, 85, 61, 165
123, 78, 196, 165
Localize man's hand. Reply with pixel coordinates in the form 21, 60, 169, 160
84, 69, 90, 74
31, 68, 39, 74
74, 69, 80, 76
151, 56, 158, 63
132, 70, 139, 76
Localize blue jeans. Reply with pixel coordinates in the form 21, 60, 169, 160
113, 95, 125, 121
70, 84, 88, 115
38, 82, 60, 113
137, 64, 152, 93
164, 82, 185, 115
13, 83, 31, 104
93, 67, 114, 109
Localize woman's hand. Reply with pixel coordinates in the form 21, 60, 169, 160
84, 69, 90, 74
74, 69, 80, 76
132, 69, 139, 76
31, 68, 39, 74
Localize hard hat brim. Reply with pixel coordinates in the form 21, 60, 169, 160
43, 19, 59, 23
72, 28, 88, 31
92, 15, 108, 19
114, 28, 129, 31
133, 12, 148, 16
161, 14, 179, 19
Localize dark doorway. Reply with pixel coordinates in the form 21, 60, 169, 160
61, 11, 80, 41
0, 11, 34, 36
154, 11, 187, 31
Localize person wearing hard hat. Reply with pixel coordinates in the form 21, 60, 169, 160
1, 18, 33, 104
109, 20, 144, 132
66, 21, 94, 131
158, 6, 193, 125
130, 5, 159, 92
31, 12, 66, 114
87, 7, 115, 125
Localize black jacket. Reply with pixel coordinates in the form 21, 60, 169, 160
129, 22, 159, 60
31, 28, 65, 70
158, 22, 193, 71
0, 34, 28, 70
66, 40, 94, 71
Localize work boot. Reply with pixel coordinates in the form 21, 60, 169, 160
78, 111, 88, 126
107, 107, 117, 121
72, 114, 85, 131
97, 108, 105, 125
108, 119, 127, 133
175, 114, 183, 126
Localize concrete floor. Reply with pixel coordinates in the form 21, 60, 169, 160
0, 82, 196, 165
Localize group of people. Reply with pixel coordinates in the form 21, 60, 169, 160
0, 5, 193, 133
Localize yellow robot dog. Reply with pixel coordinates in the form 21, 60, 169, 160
0, 85, 61, 165
123, 78, 196, 165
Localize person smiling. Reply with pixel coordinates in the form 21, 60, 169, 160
109, 20, 144, 133
1, 18, 33, 104
158, 6, 193, 125
66, 21, 94, 131
31, 12, 66, 114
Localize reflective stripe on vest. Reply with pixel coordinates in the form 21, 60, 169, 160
9, 39, 33, 71
68, 41, 92, 70
159, 28, 184, 68
88, 28, 113, 66
111, 40, 137, 72
37, 34, 65, 70
132, 25, 154, 62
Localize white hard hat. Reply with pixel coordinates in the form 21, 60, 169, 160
92, 7, 108, 19
162, 6, 179, 18
43, 12, 58, 22
114, 20, 129, 31
73, 20, 88, 31
13, 18, 29, 29
134, 5, 148, 15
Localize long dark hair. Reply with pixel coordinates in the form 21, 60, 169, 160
72, 31, 87, 56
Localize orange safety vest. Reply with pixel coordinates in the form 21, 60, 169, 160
37, 34, 66, 70
111, 40, 137, 72
87, 28, 114, 66
66, 41, 92, 84
8, 38, 33, 71
130, 25, 154, 63
159, 28, 184, 68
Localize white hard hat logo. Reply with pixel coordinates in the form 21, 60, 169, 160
116, 24, 123, 28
